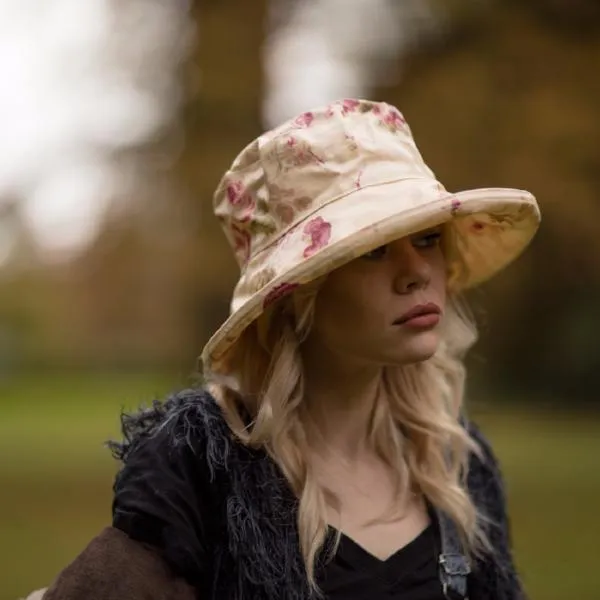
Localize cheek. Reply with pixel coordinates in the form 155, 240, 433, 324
314, 290, 360, 336
312, 278, 380, 345
431, 250, 448, 300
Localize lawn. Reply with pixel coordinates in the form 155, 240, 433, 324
1, 373, 597, 600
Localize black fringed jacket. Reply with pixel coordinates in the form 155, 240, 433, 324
42, 389, 526, 600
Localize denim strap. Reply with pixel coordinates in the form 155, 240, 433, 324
435, 506, 471, 599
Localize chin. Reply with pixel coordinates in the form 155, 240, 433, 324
385, 330, 441, 365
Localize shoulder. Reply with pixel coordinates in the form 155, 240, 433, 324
42, 527, 195, 600
110, 387, 231, 589
108, 387, 230, 468
463, 421, 527, 598
464, 419, 513, 532
464, 420, 507, 501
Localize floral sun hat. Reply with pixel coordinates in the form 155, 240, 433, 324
201, 98, 540, 374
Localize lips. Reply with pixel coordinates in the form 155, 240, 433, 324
394, 302, 441, 325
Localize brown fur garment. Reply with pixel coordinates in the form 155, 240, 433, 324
40, 526, 195, 600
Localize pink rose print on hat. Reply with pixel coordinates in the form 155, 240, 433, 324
385, 109, 405, 126
341, 99, 361, 114
303, 217, 332, 258
263, 282, 300, 308
226, 180, 256, 222
293, 112, 314, 127
325, 98, 361, 118
381, 107, 406, 133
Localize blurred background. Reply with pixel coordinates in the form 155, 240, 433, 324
1, 0, 598, 598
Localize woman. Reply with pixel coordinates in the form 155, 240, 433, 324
29, 99, 540, 600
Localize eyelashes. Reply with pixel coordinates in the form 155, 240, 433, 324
362, 245, 388, 260
412, 229, 442, 248
361, 228, 443, 260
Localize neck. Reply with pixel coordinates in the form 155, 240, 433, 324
301, 338, 383, 459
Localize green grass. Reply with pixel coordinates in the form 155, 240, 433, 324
473, 408, 598, 598
1, 374, 598, 600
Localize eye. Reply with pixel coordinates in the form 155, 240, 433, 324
412, 228, 442, 249
362, 245, 388, 260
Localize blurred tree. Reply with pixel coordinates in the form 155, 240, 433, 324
522, 0, 600, 33
1, 0, 599, 404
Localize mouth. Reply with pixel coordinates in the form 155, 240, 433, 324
393, 303, 442, 328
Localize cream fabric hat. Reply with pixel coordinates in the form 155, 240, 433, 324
202, 99, 540, 373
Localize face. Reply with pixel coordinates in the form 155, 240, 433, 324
307, 226, 447, 367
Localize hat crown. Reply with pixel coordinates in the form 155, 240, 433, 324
213, 99, 438, 268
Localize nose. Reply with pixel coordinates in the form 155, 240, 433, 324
392, 241, 432, 294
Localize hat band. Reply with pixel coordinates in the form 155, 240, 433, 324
249, 174, 437, 266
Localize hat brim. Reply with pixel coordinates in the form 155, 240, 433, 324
202, 180, 539, 372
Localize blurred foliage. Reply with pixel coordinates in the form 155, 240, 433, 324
0, 0, 599, 402
1, 2, 598, 598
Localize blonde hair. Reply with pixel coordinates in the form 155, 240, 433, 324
205, 278, 486, 590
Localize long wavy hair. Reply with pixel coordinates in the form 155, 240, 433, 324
205, 273, 487, 591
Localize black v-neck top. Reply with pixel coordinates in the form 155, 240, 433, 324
318, 524, 446, 599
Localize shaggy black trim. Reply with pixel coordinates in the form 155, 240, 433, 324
109, 388, 526, 600
466, 423, 528, 600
